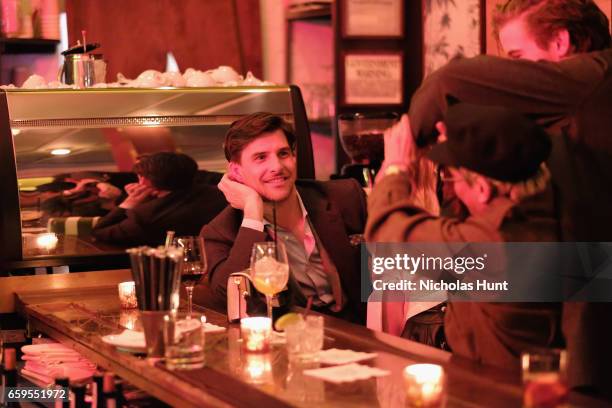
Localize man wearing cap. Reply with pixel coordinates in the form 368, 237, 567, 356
366, 103, 562, 368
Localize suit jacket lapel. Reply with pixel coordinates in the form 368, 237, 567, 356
297, 185, 358, 304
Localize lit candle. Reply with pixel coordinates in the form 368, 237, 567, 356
118, 281, 138, 309
404, 364, 446, 407
240, 317, 271, 352
36, 233, 58, 251
119, 309, 139, 330
243, 353, 273, 384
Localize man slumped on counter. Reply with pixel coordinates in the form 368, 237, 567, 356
366, 103, 563, 368
92, 152, 226, 247
200, 112, 367, 324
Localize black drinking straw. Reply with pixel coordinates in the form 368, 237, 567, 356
273, 202, 278, 260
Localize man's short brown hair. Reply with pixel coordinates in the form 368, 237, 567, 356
223, 112, 296, 162
133, 152, 197, 190
493, 0, 611, 53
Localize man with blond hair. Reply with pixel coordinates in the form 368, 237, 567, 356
405, 0, 612, 396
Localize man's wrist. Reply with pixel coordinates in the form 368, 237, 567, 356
243, 195, 264, 220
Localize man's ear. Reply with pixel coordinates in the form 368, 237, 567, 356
228, 162, 244, 183
475, 177, 492, 204
551, 28, 572, 59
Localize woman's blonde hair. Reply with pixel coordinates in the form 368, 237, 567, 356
459, 164, 551, 202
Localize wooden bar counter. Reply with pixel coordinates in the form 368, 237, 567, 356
12, 277, 608, 407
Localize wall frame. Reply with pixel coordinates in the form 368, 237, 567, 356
340, 51, 404, 106
341, 0, 404, 38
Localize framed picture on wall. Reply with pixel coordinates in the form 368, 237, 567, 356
342, 0, 404, 38
341, 51, 404, 105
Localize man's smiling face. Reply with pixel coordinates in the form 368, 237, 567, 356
232, 129, 297, 203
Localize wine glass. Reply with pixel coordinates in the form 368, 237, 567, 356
250, 241, 289, 320
175, 236, 207, 316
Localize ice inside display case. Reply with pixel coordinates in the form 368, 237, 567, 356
0, 86, 312, 270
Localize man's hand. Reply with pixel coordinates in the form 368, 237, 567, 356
218, 174, 263, 221
119, 183, 156, 209
376, 114, 417, 183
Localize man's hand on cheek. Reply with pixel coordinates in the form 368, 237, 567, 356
218, 174, 263, 220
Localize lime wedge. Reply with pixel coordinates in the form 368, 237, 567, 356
274, 312, 303, 331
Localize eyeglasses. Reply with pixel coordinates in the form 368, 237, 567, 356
440, 175, 464, 183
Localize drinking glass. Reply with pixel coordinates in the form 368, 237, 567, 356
521, 349, 568, 408
285, 315, 324, 361
250, 241, 289, 319
174, 236, 207, 315
163, 312, 206, 370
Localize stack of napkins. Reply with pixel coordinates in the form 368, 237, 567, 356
21, 343, 96, 385
302, 349, 388, 383
304, 363, 390, 383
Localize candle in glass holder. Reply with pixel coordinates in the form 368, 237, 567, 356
119, 309, 139, 330
404, 364, 446, 407
118, 281, 138, 309
243, 353, 273, 384
36, 233, 58, 251
240, 317, 271, 352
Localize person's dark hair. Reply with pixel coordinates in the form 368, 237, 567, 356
223, 112, 296, 162
133, 152, 198, 191
493, 0, 611, 53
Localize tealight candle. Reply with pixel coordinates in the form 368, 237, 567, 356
118, 281, 138, 309
404, 364, 446, 407
36, 233, 58, 251
119, 309, 139, 330
240, 317, 271, 352
243, 353, 273, 384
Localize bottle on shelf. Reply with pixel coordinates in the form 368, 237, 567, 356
91, 373, 105, 408
102, 373, 116, 408
70, 383, 87, 408
54, 376, 70, 408
2, 348, 18, 407
114, 380, 125, 408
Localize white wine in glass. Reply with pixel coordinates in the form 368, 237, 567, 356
250, 241, 289, 319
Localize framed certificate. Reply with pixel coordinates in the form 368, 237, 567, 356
342, 0, 404, 38
341, 52, 403, 106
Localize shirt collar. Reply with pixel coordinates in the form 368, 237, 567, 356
263, 191, 309, 228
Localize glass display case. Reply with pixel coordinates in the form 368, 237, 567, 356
0, 86, 313, 272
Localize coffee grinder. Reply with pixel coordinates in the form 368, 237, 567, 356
337, 112, 399, 188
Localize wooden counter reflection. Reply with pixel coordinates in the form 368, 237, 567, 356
15, 284, 609, 408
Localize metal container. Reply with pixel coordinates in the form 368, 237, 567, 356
58, 54, 106, 87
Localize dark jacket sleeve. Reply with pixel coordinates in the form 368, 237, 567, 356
201, 217, 267, 300
409, 53, 601, 146
91, 207, 146, 246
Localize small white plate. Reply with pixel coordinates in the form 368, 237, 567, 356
101, 330, 146, 353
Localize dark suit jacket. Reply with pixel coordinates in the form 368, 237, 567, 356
92, 184, 227, 247
200, 179, 367, 324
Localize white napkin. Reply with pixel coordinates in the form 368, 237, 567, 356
304, 363, 390, 383
317, 348, 377, 365
104, 323, 226, 349
204, 322, 226, 334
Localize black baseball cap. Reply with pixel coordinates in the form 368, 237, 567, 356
427, 102, 551, 182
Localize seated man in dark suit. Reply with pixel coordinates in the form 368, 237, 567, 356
92, 152, 226, 247
200, 112, 367, 324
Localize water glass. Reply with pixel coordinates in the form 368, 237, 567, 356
285, 315, 324, 361
163, 312, 206, 370
522, 349, 568, 408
